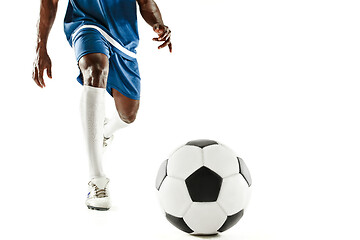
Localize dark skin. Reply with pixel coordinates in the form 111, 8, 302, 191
32, 0, 172, 123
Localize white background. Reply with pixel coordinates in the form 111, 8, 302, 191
1, 0, 360, 239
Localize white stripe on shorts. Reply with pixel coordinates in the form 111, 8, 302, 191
71, 25, 137, 59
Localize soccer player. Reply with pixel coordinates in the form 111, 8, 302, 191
32, 0, 172, 211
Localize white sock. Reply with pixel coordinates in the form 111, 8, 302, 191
103, 113, 129, 139
80, 85, 106, 178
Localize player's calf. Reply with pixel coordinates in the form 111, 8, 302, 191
113, 88, 139, 124
117, 110, 137, 124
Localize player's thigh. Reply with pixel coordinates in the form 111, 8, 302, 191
112, 88, 139, 123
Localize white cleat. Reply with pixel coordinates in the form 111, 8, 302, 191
103, 118, 114, 151
103, 135, 114, 150
86, 177, 111, 211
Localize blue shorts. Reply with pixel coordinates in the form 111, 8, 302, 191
72, 27, 141, 100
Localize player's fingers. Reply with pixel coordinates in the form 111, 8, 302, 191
168, 42, 172, 53
32, 66, 36, 81
158, 39, 171, 50
158, 29, 171, 41
33, 67, 42, 88
153, 36, 169, 42
47, 65, 52, 79
37, 67, 45, 88
158, 29, 170, 40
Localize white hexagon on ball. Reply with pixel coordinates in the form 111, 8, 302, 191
158, 176, 192, 217
203, 144, 240, 178
217, 174, 252, 216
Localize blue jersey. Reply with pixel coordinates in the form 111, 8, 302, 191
64, 0, 139, 54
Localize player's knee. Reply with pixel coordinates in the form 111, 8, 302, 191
118, 110, 137, 124
79, 54, 109, 88
82, 65, 108, 88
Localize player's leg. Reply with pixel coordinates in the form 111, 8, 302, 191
78, 52, 111, 211
79, 53, 109, 88
79, 53, 109, 178
103, 88, 139, 139
113, 88, 140, 124
71, 27, 113, 210
102, 50, 141, 139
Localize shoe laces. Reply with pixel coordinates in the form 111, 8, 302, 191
103, 137, 109, 147
89, 182, 108, 198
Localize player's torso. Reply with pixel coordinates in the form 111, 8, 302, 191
65, 0, 139, 50
71, 0, 137, 25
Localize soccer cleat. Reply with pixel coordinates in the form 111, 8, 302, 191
103, 135, 114, 149
103, 118, 114, 150
86, 177, 111, 211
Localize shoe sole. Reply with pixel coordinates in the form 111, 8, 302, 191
87, 205, 110, 211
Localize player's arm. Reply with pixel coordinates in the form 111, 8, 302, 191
32, 0, 59, 88
136, 0, 172, 52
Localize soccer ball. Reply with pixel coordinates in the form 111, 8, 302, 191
155, 139, 252, 235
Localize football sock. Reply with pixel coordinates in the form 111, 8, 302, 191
80, 85, 106, 178
103, 112, 129, 139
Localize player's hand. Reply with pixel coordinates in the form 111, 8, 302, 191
32, 47, 52, 88
152, 23, 172, 53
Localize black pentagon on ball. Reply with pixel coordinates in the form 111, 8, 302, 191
186, 139, 218, 148
185, 166, 223, 202
237, 157, 252, 187
218, 209, 244, 232
155, 159, 168, 190
166, 213, 194, 233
